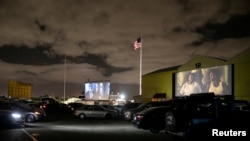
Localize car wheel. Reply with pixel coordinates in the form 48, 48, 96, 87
165, 112, 176, 132
105, 114, 112, 119
26, 114, 35, 123
79, 113, 85, 119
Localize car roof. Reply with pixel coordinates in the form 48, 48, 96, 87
138, 106, 170, 114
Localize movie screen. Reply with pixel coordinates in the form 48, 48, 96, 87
84, 81, 110, 100
175, 65, 232, 97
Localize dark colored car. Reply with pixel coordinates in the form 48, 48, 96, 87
233, 100, 250, 112
43, 103, 73, 114
165, 93, 250, 139
123, 101, 171, 121
0, 102, 46, 123
132, 106, 171, 133
121, 102, 141, 116
0, 109, 24, 128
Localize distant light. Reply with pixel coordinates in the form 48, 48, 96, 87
120, 94, 125, 99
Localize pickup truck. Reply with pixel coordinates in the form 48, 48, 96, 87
165, 93, 249, 139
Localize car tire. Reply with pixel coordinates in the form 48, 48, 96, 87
165, 112, 176, 132
25, 114, 35, 123
105, 114, 112, 119
79, 113, 86, 119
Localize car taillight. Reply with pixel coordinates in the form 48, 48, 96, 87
136, 115, 144, 121
40, 105, 46, 109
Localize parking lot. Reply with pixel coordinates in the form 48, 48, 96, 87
1, 114, 173, 141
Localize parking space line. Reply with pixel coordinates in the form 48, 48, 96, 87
21, 128, 38, 141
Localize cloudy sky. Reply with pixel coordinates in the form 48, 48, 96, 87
0, 0, 249, 100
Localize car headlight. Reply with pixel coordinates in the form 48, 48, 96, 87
34, 111, 41, 115
12, 113, 21, 119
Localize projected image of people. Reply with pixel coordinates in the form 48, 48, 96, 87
84, 81, 110, 100
205, 68, 229, 95
175, 65, 232, 97
85, 83, 95, 99
179, 72, 202, 96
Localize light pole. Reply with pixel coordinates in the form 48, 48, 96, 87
63, 55, 66, 102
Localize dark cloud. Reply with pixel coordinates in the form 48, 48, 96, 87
0, 44, 61, 65
195, 14, 250, 44
71, 53, 133, 76
0, 44, 132, 77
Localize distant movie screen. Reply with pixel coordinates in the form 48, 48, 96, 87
84, 81, 110, 100
175, 65, 232, 97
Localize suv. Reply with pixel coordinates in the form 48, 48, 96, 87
165, 93, 249, 139
123, 101, 171, 121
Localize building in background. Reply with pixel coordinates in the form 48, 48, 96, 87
138, 48, 250, 102
8, 80, 32, 99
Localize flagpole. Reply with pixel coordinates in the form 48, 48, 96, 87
134, 37, 142, 96
139, 38, 142, 95
63, 55, 66, 102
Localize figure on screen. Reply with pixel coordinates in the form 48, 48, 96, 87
180, 73, 202, 96
205, 68, 229, 95
85, 83, 95, 99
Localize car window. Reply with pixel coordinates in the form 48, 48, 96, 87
145, 103, 153, 108
15, 102, 32, 109
94, 106, 103, 111
137, 103, 147, 109
85, 106, 93, 110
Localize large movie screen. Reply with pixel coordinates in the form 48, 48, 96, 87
175, 65, 232, 97
84, 81, 110, 100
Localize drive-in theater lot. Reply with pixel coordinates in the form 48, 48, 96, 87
0, 114, 248, 141
0, 114, 172, 141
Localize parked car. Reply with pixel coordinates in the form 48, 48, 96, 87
0, 109, 24, 128
43, 102, 73, 114
123, 101, 171, 121
121, 102, 141, 116
112, 105, 123, 117
132, 106, 171, 133
165, 93, 250, 139
67, 102, 85, 111
73, 105, 118, 119
0, 102, 46, 123
233, 100, 250, 112
99, 105, 120, 116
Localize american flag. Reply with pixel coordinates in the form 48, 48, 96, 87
134, 37, 142, 50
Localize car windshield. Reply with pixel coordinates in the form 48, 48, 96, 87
136, 103, 148, 109
15, 102, 33, 110
140, 106, 168, 114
